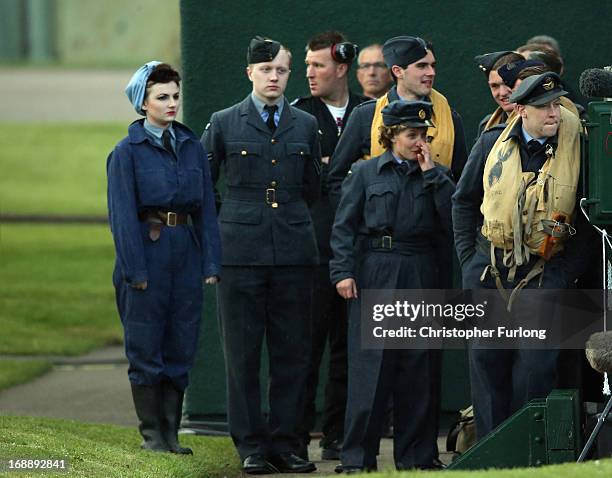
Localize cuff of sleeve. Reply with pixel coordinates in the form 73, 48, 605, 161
330, 271, 354, 286
203, 263, 222, 279
422, 167, 444, 186
126, 269, 148, 285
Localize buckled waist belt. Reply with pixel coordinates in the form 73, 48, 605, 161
226, 186, 303, 207
138, 210, 189, 226
138, 210, 189, 241
362, 235, 432, 254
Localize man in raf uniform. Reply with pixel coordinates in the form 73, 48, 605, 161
292, 30, 368, 461
201, 36, 321, 475
327, 35, 468, 207
473, 50, 524, 138
452, 73, 594, 438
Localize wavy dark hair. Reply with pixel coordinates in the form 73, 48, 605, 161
145, 63, 181, 98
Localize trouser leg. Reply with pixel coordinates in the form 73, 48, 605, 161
299, 265, 330, 445
267, 266, 313, 455
322, 285, 348, 446
392, 350, 439, 469
164, 228, 203, 391
468, 347, 513, 438
218, 266, 269, 460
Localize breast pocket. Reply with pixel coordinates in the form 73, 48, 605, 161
364, 183, 396, 230
135, 168, 171, 204
226, 142, 263, 183
286, 142, 311, 182
181, 167, 204, 204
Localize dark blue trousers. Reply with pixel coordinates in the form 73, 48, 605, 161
218, 265, 313, 460
114, 224, 203, 391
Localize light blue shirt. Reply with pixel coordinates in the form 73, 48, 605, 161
521, 126, 546, 145
251, 93, 283, 127
144, 119, 176, 151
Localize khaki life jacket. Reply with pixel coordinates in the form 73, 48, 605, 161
480, 107, 581, 309
367, 88, 455, 166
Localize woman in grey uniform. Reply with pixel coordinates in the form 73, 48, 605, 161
330, 100, 455, 472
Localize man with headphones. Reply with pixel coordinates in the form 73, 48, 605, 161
292, 31, 368, 462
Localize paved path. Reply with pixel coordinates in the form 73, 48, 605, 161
0, 67, 181, 123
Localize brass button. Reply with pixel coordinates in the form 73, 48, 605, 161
271, 159, 277, 165
272, 202, 278, 208
300, 151, 305, 156
271, 181, 277, 187
241, 150, 247, 156
271, 138, 278, 144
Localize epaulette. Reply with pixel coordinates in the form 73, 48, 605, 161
353, 98, 377, 109
482, 123, 506, 134
290, 96, 310, 106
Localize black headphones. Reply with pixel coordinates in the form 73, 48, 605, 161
331, 42, 359, 64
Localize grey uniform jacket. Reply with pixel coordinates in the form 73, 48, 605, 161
201, 95, 322, 266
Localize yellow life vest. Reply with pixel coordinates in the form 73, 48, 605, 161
367, 89, 455, 167
480, 106, 581, 264
559, 96, 580, 118
484, 107, 515, 131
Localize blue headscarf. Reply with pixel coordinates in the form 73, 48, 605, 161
125, 61, 162, 115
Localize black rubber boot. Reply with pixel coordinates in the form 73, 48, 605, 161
161, 380, 193, 455
130, 382, 169, 452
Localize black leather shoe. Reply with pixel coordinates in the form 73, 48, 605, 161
268, 452, 316, 473
242, 454, 278, 475
321, 439, 342, 460
335, 464, 377, 474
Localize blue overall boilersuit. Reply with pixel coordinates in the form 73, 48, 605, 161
107, 119, 221, 391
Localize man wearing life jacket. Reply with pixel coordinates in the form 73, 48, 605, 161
452, 72, 594, 438
327, 35, 468, 207
473, 50, 524, 139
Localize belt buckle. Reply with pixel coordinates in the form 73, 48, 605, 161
265, 188, 278, 208
166, 211, 177, 227
381, 235, 393, 249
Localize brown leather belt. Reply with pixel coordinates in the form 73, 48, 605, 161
138, 210, 189, 241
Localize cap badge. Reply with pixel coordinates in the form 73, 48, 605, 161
542, 78, 555, 90
418, 109, 426, 119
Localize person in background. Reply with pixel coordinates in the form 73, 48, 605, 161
292, 30, 368, 462
473, 50, 524, 138
355, 44, 393, 99
107, 61, 221, 454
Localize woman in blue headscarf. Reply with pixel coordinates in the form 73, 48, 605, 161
107, 61, 221, 454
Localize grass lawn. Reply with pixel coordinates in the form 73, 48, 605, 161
0, 224, 122, 355
0, 123, 124, 216
1, 416, 610, 478
0, 360, 51, 390
0, 416, 240, 478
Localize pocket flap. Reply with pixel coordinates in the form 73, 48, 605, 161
226, 142, 263, 156
366, 182, 394, 198
286, 142, 311, 156
220, 201, 263, 224
285, 201, 312, 224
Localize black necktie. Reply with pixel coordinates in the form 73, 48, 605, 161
396, 161, 409, 176
527, 139, 541, 156
162, 129, 175, 156
264, 105, 277, 131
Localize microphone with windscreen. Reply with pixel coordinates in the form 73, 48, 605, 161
579, 67, 612, 98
